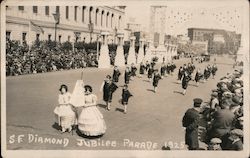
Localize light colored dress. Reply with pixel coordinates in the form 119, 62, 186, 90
54, 92, 76, 129
78, 94, 106, 136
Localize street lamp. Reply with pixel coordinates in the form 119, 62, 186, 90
53, 12, 60, 42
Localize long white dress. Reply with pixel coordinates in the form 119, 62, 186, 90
54, 92, 76, 129
78, 94, 106, 136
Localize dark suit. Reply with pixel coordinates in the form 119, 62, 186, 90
182, 108, 200, 150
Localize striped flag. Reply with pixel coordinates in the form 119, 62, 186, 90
29, 21, 44, 34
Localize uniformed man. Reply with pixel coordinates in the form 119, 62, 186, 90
182, 98, 203, 150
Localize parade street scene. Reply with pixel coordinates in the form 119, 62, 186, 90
3, 1, 248, 153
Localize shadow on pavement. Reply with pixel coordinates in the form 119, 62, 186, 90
76, 128, 104, 139
147, 89, 155, 93
52, 122, 61, 131
172, 81, 181, 85
115, 107, 124, 113
173, 91, 184, 95
97, 104, 107, 109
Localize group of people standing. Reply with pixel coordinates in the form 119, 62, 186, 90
182, 66, 244, 151
177, 62, 218, 95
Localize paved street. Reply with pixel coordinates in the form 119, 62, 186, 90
6, 56, 235, 150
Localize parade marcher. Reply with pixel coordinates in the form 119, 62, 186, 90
54, 84, 76, 133
152, 70, 162, 93
139, 62, 145, 77
160, 63, 166, 77
181, 71, 192, 95
211, 63, 218, 79
78, 85, 106, 136
182, 98, 203, 150
130, 63, 137, 79
147, 65, 154, 82
166, 63, 171, 75
170, 62, 176, 75
100, 75, 118, 111
121, 84, 133, 114
207, 138, 222, 150
223, 129, 243, 150
145, 60, 150, 74
124, 66, 131, 84
203, 66, 210, 81
112, 66, 121, 83
194, 68, 203, 86
177, 66, 184, 81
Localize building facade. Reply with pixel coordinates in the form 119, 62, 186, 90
6, 6, 125, 44
187, 28, 241, 54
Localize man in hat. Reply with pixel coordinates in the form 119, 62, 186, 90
223, 129, 243, 150
208, 100, 235, 142
207, 138, 222, 150
182, 98, 203, 150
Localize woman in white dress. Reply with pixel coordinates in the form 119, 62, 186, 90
78, 85, 106, 136
54, 84, 76, 133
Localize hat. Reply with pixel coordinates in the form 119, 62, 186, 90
223, 91, 232, 98
211, 92, 218, 97
238, 116, 243, 121
230, 129, 243, 137
193, 98, 203, 107
210, 138, 222, 144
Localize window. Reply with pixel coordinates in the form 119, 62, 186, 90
18, 6, 24, 11
56, 6, 60, 14
89, 7, 93, 23
111, 14, 114, 28
82, 6, 85, 22
45, 6, 49, 16
36, 34, 40, 41
74, 6, 77, 21
101, 11, 104, 26
22, 32, 27, 42
95, 9, 99, 25
106, 12, 109, 27
33, 6, 38, 13
58, 35, 62, 43
65, 6, 69, 19
6, 31, 11, 40
118, 16, 121, 29
48, 34, 51, 41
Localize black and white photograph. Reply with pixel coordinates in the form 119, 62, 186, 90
1, 0, 249, 157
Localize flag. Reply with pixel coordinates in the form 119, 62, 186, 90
69, 80, 85, 107
29, 21, 44, 34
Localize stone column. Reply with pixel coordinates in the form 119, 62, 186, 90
98, 32, 111, 68
137, 39, 145, 64
144, 40, 153, 62
114, 33, 125, 67
127, 36, 136, 65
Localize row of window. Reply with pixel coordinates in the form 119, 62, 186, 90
17, 6, 122, 28
6, 31, 91, 43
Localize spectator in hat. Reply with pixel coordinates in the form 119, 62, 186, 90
182, 98, 203, 150
210, 92, 220, 111
207, 138, 222, 150
208, 100, 235, 141
223, 129, 243, 150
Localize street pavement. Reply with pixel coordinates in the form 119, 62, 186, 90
5, 56, 235, 150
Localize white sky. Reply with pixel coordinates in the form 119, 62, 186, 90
124, 3, 246, 36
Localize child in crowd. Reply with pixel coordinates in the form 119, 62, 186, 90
121, 84, 133, 114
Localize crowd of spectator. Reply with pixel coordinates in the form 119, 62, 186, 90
6, 40, 98, 76
198, 67, 244, 150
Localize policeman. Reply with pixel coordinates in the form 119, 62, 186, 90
182, 98, 203, 150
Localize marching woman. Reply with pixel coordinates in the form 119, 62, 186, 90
211, 63, 218, 79
121, 84, 133, 114
170, 62, 176, 75
152, 70, 162, 93
112, 66, 121, 83
147, 65, 154, 82
160, 63, 166, 77
54, 84, 76, 133
178, 66, 184, 81
78, 85, 106, 136
100, 75, 118, 111
124, 66, 131, 84
130, 63, 137, 78
182, 71, 192, 95
139, 62, 145, 77
203, 66, 210, 82
194, 68, 203, 87
145, 61, 150, 74
166, 63, 171, 76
